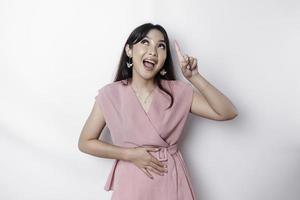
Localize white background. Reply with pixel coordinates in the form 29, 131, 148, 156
1, 0, 299, 199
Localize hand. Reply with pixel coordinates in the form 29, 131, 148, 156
126, 146, 168, 179
174, 40, 199, 80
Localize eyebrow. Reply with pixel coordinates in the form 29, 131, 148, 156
144, 36, 166, 43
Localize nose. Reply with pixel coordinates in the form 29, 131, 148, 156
148, 46, 157, 56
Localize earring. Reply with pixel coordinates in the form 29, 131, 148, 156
160, 68, 167, 76
126, 57, 133, 68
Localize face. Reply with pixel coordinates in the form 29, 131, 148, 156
126, 29, 167, 80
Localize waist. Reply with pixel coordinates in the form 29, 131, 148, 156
142, 143, 179, 161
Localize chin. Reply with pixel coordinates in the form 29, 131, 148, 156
140, 72, 155, 79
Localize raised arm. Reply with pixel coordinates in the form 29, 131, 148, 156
174, 40, 238, 121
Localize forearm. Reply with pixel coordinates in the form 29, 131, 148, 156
188, 73, 238, 118
79, 139, 131, 161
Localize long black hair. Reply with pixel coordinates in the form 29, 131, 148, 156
113, 23, 177, 109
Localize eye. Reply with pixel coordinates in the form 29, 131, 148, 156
159, 43, 166, 49
140, 39, 149, 45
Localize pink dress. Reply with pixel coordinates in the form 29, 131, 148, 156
95, 79, 197, 200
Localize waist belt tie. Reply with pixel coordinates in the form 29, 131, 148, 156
156, 143, 178, 161
154, 143, 180, 200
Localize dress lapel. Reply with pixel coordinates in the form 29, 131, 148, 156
127, 81, 169, 146
128, 83, 157, 115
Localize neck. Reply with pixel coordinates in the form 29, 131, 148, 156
129, 77, 157, 92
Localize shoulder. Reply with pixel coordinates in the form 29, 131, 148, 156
95, 80, 126, 105
163, 79, 192, 91
160, 79, 193, 102
161, 79, 194, 111
97, 80, 125, 94
174, 79, 191, 88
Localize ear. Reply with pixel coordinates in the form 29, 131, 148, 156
125, 44, 132, 57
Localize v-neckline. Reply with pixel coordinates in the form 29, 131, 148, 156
129, 82, 158, 115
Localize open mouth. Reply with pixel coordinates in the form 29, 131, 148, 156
143, 59, 157, 70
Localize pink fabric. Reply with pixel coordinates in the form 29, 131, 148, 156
95, 79, 197, 200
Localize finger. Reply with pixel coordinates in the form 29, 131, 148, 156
184, 57, 190, 70
188, 57, 194, 69
181, 55, 190, 69
141, 167, 154, 179
146, 147, 160, 152
150, 161, 168, 173
191, 58, 197, 70
147, 166, 165, 176
184, 55, 189, 62
188, 57, 194, 64
174, 40, 185, 62
187, 57, 195, 70
149, 154, 165, 168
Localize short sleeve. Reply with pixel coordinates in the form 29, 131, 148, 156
94, 86, 111, 128
176, 80, 194, 113
95, 87, 104, 106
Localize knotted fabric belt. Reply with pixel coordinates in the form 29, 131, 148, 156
155, 143, 179, 161
151, 143, 180, 199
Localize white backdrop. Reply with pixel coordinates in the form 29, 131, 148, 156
1, 0, 299, 200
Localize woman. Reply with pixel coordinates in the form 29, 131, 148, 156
78, 23, 238, 200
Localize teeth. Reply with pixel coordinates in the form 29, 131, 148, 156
144, 59, 156, 65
